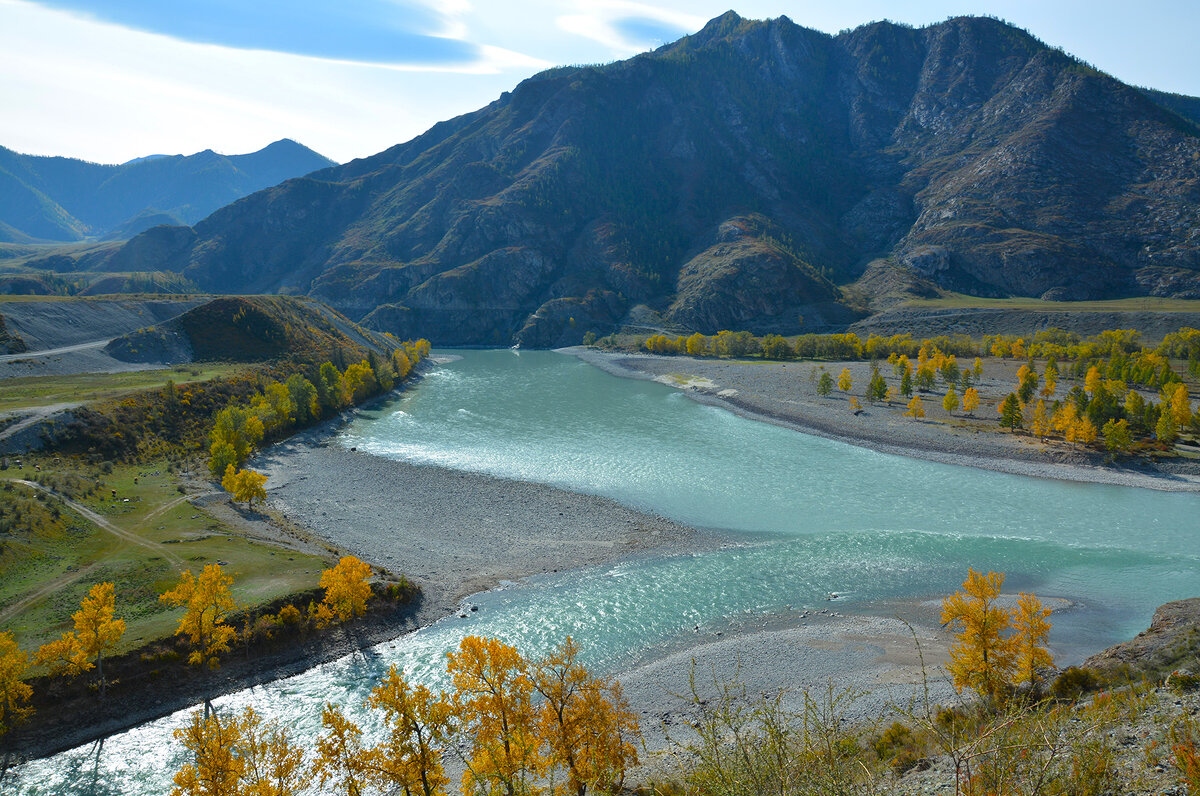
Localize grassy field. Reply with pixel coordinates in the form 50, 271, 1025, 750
0, 458, 332, 661
0, 364, 244, 413
898, 293, 1200, 313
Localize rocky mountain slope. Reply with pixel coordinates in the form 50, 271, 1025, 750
102, 13, 1200, 345
0, 139, 335, 242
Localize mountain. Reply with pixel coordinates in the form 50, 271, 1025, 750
101, 13, 1200, 345
0, 139, 336, 242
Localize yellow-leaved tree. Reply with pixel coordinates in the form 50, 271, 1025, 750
532, 637, 640, 796
1011, 593, 1053, 687
320, 556, 373, 622
36, 581, 126, 696
940, 569, 1015, 700
160, 564, 238, 669
448, 635, 541, 796
942, 569, 1056, 701
904, 394, 925, 418
0, 631, 33, 739
314, 702, 372, 796
961, 387, 980, 416
74, 582, 125, 697
172, 705, 306, 796
365, 664, 455, 796
222, 465, 268, 509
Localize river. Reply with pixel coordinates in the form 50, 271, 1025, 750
12, 349, 1200, 794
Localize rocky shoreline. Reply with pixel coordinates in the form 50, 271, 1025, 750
569, 348, 1200, 493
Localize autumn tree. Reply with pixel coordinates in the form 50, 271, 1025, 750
941, 569, 1015, 700
837, 368, 853, 394
942, 387, 959, 415
1011, 593, 1053, 688
962, 387, 980, 416
1157, 409, 1179, 445
172, 705, 306, 796
685, 332, 707, 357
222, 465, 268, 509
1028, 399, 1052, 442
1084, 366, 1102, 396
314, 703, 372, 796
0, 632, 33, 739
532, 637, 640, 796
973, 357, 983, 377
73, 581, 125, 697
161, 564, 238, 669
320, 556, 373, 622
998, 393, 1023, 431
366, 665, 455, 796
904, 394, 925, 418
285, 374, 321, 425
447, 636, 540, 796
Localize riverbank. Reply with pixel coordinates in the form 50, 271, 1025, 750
570, 348, 1200, 492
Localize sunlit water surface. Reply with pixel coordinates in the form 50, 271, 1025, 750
15, 349, 1200, 794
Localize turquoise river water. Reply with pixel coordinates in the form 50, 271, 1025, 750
12, 349, 1200, 794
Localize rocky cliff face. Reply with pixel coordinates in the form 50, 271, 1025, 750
103, 13, 1200, 345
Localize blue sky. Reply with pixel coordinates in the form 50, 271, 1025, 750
2, 0, 1198, 164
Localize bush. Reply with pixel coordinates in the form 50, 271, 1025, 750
1051, 666, 1101, 701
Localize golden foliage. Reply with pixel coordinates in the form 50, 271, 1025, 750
160, 564, 238, 669
904, 394, 925, 418
962, 387, 980, 415
222, 465, 268, 508
837, 367, 853, 393
0, 631, 33, 737
366, 665, 455, 796
172, 705, 306, 796
532, 637, 640, 796
940, 569, 1015, 699
319, 556, 373, 622
1011, 593, 1053, 687
447, 635, 541, 796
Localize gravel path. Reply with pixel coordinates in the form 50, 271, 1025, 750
570, 349, 1200, 492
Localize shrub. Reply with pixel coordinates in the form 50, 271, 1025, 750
1051, 666, 1101, 701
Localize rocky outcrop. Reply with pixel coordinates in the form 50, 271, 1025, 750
96, 13, 1200, 345
1085, 598, 1200, 676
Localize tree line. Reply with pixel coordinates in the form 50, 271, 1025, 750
0, 555, 381, 740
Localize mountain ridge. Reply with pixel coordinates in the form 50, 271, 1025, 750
97, 13, 1200, 345
0, 139, 336, 243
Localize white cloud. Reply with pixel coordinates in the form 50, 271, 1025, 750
556, 0, 706, 53
0, 0, 548, 163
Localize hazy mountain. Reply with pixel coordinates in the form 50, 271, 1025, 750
102, 13, 1200, 345
0, 139, 336, 242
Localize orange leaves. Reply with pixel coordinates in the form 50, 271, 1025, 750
366, 665, 454, 796
319, 556, 373, 623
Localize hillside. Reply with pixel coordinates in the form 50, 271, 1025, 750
104, 295, 400, 365
98, 13, 1200, 346
0, 139, 335, 243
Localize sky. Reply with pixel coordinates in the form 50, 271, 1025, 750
2, 0, 1198, 165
